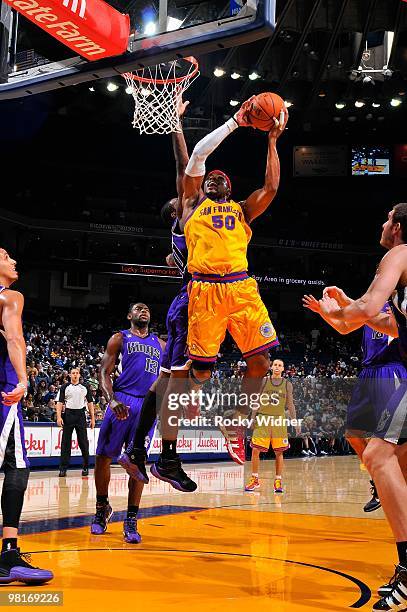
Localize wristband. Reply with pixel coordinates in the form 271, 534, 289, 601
17, 382, 27, 391
226, 117, 239, 132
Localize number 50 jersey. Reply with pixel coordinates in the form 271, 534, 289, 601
113, 330, 163, 396
185, 196, 252, 275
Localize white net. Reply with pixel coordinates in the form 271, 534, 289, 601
122, 58, 199, 135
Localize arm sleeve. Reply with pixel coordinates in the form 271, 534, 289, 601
185, 118, 238, 177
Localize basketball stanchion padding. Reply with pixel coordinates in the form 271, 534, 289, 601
122, 57, 200, 135
3, 0, 130, 60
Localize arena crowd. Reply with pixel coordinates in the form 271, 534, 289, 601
21, 308, 361, 458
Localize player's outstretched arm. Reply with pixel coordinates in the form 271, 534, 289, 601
98, 332, 129, 420
242, 107, 288, 223
1, 290, 27, 406
320, 245, 407, 325
303, 294, 398, 337
172, 98, 190, 216
182, 98, 252, 207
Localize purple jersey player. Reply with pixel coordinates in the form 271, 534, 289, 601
304, 294, 406, 514
347, 308, 406, 443
160, 218, 191, 376
118, 99, 199, 493
0, 249, 53, 584
91, 302, 164, 543
304, 203, 407, 609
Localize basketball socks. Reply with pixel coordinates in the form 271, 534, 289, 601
127, 506, 139, 519
134, 391, 157, 448
1, 539, 17, 553
252, 473, 259, 478
162, 439, 177, 458
96, 495, 108, 505
397, 541, 407, 566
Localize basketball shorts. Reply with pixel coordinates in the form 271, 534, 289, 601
96, 391, 156, 459
187, 273, 279, 363
0, 383, 29, 469
347, 363, 407, 442
250, 411, 289, 453
161, 288, 191, 373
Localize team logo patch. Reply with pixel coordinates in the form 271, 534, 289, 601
283, 438, 288, 446
260, 322, 274, 338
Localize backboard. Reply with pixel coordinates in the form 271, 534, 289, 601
0, 0, 275, 99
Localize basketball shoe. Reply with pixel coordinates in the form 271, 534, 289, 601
150, 454, 197, 492
90, 503, 113, 535
118, 447, 149, 483
0, 549, 53, 585
274, 477, 284, 494
373, 564, 407, 610
219, 423, 245, 465
363, 480, 381, 513
123, 518, 141, 544
378, 567, 398, 597
245, 476, 260, 491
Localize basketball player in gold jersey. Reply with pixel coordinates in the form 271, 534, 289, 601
245, 358, 300, 494
178, 98, 288, 462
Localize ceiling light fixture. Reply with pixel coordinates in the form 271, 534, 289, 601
213, 66, 225, 77
248, 69, 261, 81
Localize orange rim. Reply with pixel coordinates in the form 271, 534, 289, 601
122, 56, 199, 85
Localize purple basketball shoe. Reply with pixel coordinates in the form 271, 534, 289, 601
118, 448, 149, 484
123, 518, 142, 544
90, 503, 113, 535
0, 549, 53, 584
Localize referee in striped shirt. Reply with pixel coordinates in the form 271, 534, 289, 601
56, 368, 95, 477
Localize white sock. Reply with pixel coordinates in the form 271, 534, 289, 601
275, 475, 282, 480
252, 473, 258, 478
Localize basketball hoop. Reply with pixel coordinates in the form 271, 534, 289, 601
122, 57, 199, 135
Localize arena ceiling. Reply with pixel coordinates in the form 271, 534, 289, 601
7, 0, 407, 129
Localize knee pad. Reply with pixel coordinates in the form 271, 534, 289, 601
3, 467, 29, 494
1, 468, 29, 529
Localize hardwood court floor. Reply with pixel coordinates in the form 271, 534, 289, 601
2, 456, 397, 611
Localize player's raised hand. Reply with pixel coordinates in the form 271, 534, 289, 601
176, 95, 190, 118
319, 295, 341, 316
269, 104, 289, 138
302, 294, 321, 314
323, 286, 352, 307
234, 96, 256, 127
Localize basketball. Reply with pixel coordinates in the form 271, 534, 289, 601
246, 92, 285, 131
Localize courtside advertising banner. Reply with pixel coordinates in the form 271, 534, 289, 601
23, 426, 228, 459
